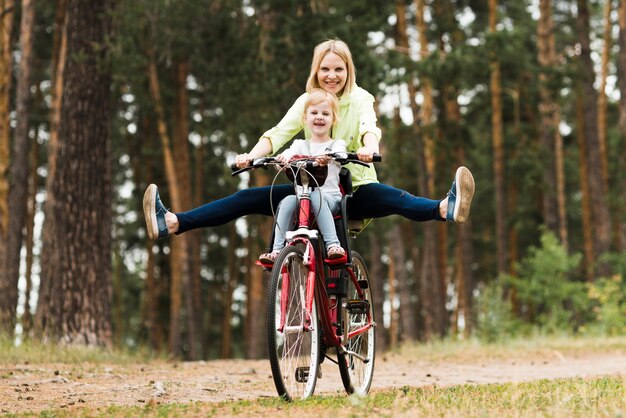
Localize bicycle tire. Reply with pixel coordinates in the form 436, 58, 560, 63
338, 251, 376, 396
267, 244, 320, 401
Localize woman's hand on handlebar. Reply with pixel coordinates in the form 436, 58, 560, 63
235, 153, 253, 169
356, 146, 375, 163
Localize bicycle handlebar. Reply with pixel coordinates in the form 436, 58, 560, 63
230, 153, 382, 176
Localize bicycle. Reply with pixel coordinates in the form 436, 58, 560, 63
232, 152, 381, 401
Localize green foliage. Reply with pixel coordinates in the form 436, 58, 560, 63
585, 253, 626, 336
474, 280, 524, 342
586, 275, 626, 336
505, 230, 587, 333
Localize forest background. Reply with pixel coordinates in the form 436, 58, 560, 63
0, 0, 625, 361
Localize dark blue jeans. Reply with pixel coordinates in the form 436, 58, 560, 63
176, 182, 443, 234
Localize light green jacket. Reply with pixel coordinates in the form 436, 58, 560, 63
260, 85, 382, 187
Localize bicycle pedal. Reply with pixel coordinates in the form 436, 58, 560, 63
295, 366, 310, 383
346, 299, 369, 315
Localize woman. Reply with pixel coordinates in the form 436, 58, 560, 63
143, 39, 474, 240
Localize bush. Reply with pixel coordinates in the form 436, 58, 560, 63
474, 280, 525, 342
504, 230, 588, 333
585, 252, 626, 335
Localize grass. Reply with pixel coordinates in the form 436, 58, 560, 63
12, 376, 626, 417
0, 337, 162, 365
389, 333, 626, 364
2, 334, 626, 417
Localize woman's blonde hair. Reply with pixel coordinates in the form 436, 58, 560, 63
305, 39, 356, 96
304, 88, 340, 126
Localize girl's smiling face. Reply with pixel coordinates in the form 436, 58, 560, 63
316, 53, 347, 96
304, 100, 333, 137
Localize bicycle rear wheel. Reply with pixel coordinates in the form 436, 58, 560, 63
338, 251, 375, 396
267, 244, 320, 401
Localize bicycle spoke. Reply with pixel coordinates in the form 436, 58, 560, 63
338, 252, 375, 396
267, 246, 319, 401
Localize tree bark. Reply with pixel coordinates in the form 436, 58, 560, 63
387, 237, 398, 347
245, 174, 271, 359
576, 86, 594, 281
0, 0, 14, 252
22, 112, 38, 336
221, 224, 237, 358
617, 0, 626, 251
537, 0, 563, 241
172, 60, 202, 360
368, 229, 387, 352
576, 0, 612, 276
388, 224, 418, 341
597, 0, 612, 196
147, 54, 191, 357
489, 0, 508, 276
1, 0, 34, 334
35, 0, 113, 345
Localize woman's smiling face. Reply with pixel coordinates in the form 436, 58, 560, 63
316, 52, 347, 96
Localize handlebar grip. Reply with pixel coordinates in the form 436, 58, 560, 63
372, 153, 382, 162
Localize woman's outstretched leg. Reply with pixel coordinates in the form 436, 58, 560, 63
143, 184, 294, 238
348, 167, 474, 223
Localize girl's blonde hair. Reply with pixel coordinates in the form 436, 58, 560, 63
305, 39, 356, 97
304, 88, 340, 126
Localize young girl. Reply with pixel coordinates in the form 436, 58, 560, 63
259, 89, 347, 263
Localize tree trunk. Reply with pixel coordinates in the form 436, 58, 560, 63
532, 0, 569, 249
172, 60, 202, 360
0, 0, 14, 260
35, 0, 113, 345
368, 229, 387, 352
577, 0, 612, 276
537, 0, 561, 239
396, 0, 442, 339
617, 0, 626, 251
245, 174, 271, 359
221, 224, 237, 358
576, 87, 594, 281
47, 0, 67, 191
112, 246, 123, 346
36, 0, 67, 339
415, 0, 435, 195
22, 115, 38, 336
489, 0, 508, 276
388, 224, 418, 340
387, 237, 398, 347
0, 0, 35, 335
147, 54, 191, 357
598, 0, 612, 196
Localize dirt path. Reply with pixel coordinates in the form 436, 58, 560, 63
2, 350, 625, 414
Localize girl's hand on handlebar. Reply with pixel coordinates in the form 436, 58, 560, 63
275, 154, 288, 164
315, 155, 331, 166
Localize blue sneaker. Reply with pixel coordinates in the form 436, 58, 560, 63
143, 184, 169, 239
446, 166, 475, 223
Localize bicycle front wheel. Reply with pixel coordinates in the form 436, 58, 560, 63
267, 244, 320, 401
338, 251, 376, 396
